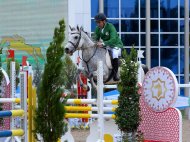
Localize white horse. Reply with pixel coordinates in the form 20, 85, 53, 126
65, 26, 148, 90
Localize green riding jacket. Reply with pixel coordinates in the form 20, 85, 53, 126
94, 22, 123, 48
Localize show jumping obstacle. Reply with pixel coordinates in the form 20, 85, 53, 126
0, 62, 27, 141
60, 61, 117, 142
62, 61, 189, 142
0, 62, 36, 142
61, 61, 122, 142
0, 61, 188, 142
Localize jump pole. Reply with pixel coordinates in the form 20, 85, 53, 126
97, 61, 104, 142
2, 62, 27, 142
20, 71, 28, 142
10, 62, 16, 142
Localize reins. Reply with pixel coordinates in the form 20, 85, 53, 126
81, 46, 98, 73
68, 32, 81, 50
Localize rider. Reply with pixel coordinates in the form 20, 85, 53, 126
93, 13, 123, 81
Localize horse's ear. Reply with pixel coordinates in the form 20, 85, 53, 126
69, 25, 72, 31
69, 25, 76, 31
76, 25, 80, 31
80, 26, 84, 31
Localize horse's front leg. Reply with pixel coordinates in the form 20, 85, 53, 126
76, 69, 90, 91
89, 77, 97, 90
78, 70, 97, 90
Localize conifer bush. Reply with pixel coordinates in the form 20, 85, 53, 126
34, 19, 67, 142
115, 47, 141, 141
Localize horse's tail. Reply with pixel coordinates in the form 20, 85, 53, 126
104, 69, 113, 83
141, 64, 149, 74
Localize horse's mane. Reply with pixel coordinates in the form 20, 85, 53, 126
82, 29, 96, 43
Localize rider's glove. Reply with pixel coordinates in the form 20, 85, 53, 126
97, 42, 104, 48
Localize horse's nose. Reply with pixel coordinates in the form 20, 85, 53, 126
65, 48, 69, 54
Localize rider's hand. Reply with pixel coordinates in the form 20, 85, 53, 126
97, 42, 104, 48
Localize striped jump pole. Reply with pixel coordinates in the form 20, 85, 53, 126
66, 99, 118, 105
66, 99, 96, 104
0, 110, 24, 117
0, 129, 24, 137
65, 113, 115, 119
0, 98, 29, 104
65, 106, 116, 112
0, 98, 20, 103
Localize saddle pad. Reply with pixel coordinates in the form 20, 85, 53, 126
106, 50, 112, 69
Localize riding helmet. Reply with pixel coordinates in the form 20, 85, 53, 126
94, 13, 107, 21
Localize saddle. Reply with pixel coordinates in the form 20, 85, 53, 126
105, 50, 113, 69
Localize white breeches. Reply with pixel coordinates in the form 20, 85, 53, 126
110, 47, 121, 59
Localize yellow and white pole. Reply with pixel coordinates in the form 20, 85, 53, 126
66, 99, 118, 105
65, 113, 115, 119
32, 87, 37, 142
65, 106, 116, 112
28, 75, 33, 142
0, 98, 20, 103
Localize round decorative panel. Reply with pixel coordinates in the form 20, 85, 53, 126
142, 67, 178, 112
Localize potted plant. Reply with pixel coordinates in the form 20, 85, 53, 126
115, 47, 143, 142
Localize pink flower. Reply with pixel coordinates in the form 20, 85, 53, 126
62, 93, 67, 98
138, 83, 142, 95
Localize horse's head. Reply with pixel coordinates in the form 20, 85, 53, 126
65, 26, 85, 55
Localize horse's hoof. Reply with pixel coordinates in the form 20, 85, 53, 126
88, 73, 93, 78
82, 85, 90, 92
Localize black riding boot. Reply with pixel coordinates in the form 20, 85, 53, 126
113, 58, 119, 81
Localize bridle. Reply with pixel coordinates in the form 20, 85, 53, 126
68, 31, 81, 50
68, 30, 98, 73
